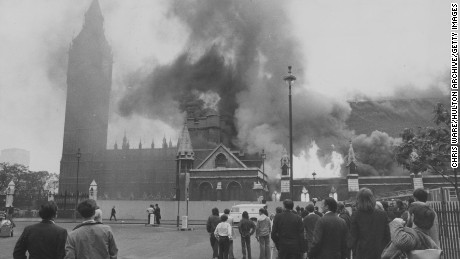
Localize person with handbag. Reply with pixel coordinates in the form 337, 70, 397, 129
381, 205, 441, 259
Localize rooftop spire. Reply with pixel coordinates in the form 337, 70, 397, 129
347, 140, 357, 166
177, 124, 194, 160
162, 135, 167, 148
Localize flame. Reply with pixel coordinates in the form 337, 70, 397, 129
293, 141, 344, 178
198, 90, 220, 112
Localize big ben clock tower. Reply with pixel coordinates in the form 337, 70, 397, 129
59, 0, 112, 194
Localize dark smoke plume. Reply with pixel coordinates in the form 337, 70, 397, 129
116, 0, 445, 178
344, 131, 403, 176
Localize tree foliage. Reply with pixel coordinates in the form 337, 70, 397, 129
0, 163, 58, 208
395, 103, 458, 198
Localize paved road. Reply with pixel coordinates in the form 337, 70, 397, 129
0, 221, 264, 259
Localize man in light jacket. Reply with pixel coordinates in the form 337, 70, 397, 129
256, 208, 271, 259
65, 199, 118, 259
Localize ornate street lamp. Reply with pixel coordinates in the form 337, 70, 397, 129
283, 66, 296, 199
312, 171, 317, 200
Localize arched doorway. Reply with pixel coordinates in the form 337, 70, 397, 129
199, 182, 213, 201
227, 181, 241, 200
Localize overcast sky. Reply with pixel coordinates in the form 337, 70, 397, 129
0, 0, 450, 173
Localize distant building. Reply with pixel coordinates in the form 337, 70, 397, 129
0, 148, 30, 167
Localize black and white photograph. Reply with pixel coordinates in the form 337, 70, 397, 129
0, 0, 458, 258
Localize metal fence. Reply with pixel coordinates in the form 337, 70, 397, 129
54, 191, 89, 218
431, 201, 460, 259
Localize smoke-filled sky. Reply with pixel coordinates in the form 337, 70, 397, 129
0, 0, 450, 175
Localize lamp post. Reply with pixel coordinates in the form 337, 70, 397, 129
261, 149, 266, 181
176, 161, 181, 228
74, 148, 81, 222
284, 66, 296, 198
312, 171, 317, 200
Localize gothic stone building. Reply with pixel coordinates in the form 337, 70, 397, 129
58, 0, 267, 201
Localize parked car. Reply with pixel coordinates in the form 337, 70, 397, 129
229, 204, 266, 224
0, 220, 14, 237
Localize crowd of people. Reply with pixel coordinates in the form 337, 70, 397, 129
8, 187, 442, 259
206, 187, 442, 259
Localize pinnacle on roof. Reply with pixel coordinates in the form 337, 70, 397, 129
177, 124, 194, 159
347, 140, 357, 166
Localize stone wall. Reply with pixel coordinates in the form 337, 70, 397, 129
95, 200, 312, 220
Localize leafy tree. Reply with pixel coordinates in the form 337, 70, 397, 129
0, 163, 54, 208
395, 103, 458, 199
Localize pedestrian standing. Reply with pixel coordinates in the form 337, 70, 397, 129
381, 201, 396, 222
146, 205, 154, 225
349, 188, 390, 259
313, 207, 323, 217
303, 204, 320, 255
110, 206, 117, 221
337, 202, 351, 259
215, 214, 233, 259
271, 207, 283, 259
256, 208, 271, 259
223, 209, 235, 259
207, 208, 221, 259
154, 204, 161, 225
407, 188, 440, 246
393, 199, 406, 218
271, 199, 305, 259
308, 197, 348, 259
13, 201, 67, 259
65, 199, 118, 259
238, 211, 255, 259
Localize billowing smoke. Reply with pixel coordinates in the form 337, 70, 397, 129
116, 0, 445, 178
118, 0, 354, 173
345, 131, 403, 176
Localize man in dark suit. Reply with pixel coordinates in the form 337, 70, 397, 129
271, 199, 305, 259
13, 201, 67, 259
303, 204, 320, 252
154, 204, 161, 225
308, 197, 348, 259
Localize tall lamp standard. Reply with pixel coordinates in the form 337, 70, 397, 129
261, 149, 266, 182
312, 171, 317, 200
74, 148, 81, 222
284, 66, 296, 198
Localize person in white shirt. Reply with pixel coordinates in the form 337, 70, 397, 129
146, 205, 154, 225
223, 209, 235, 259
214, 214, 232, 259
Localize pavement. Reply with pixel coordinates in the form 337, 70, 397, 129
12, 217, 207, 225
0, 221, 265, 259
